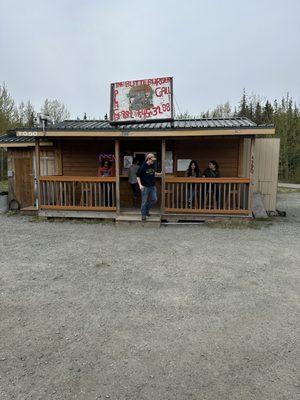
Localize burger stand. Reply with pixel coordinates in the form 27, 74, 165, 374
0, 77, 279, 223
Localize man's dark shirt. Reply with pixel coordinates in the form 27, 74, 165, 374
137, 162, 155, 187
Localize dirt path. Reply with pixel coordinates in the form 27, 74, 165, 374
0, 193, 299, 400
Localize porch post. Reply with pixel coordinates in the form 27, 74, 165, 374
161, 138, 166, 212
35, 138, 41, 209
248, 136, 255, 212
115, 139, 120, 214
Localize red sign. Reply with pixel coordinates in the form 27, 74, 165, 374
110, 77, 173, 123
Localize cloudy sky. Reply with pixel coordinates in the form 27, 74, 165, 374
0, 0, 299, 119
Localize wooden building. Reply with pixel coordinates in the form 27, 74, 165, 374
0, 117, 278, 222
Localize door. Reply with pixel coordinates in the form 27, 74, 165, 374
15, 157, 34, 208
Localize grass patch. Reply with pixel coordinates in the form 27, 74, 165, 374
5, 210, 20, 217
70, 218, 114, 224
205, 219, 261, 229
45, 217, 114, 224
0, 179, 8, 192
277, 187, 300, 193
29, 215, 48, 223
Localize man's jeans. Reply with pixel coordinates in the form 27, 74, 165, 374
141, 186, 157, 216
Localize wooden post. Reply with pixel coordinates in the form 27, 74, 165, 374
237, 137, 244, 177
35, 139, 41, 209
248, 136, 255, 212
115, 139, 120, 214
57, 141, 63, 175
161, 138, 166, 212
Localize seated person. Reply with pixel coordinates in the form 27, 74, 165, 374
202, 160, 220, 178
98, 160, 113, 177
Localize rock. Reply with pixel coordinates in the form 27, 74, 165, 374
252, 192, 268, 219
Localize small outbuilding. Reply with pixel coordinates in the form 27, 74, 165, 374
0, 116, 279, 222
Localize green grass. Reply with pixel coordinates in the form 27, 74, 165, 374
277, 187, 300, 193
0, 179, 8, 192
205, 219, 262, 229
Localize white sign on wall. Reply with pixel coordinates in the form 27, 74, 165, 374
110, 77, 173, 123
165, 151, 173, 173
177, 159, 191, 171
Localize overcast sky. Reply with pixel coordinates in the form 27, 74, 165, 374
0, 0, 299, 119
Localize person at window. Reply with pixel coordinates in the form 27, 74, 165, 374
185, 160, 200, 208
128, 158, 140, 207
98, 160, 113, 177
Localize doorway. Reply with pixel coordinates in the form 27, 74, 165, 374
119, 140, 162, 211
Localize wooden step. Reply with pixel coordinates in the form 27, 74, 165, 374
116, 214, 161, 226
20, 206, 38, 216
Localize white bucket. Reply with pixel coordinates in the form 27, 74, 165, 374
0, 193, 8, 213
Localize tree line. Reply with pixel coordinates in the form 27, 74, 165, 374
0, 82, 70, 134
177, 90, 300, 183
0, 82, 71, 179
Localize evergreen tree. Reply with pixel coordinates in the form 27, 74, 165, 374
254, 102, 262, 125
238, 89, 248, 117
262, 100, 273, 124
0, 83, 17, 134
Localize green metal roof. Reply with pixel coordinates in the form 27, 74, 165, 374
16, 117, 273, 132
0, 133, 37, 143
0, 117, 274, 144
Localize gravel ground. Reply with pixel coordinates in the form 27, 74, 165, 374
0, 192, 299, 400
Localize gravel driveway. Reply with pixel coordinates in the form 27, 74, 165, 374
0, 192, 299, 400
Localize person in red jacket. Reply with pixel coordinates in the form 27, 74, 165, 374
98, 160, 113, 177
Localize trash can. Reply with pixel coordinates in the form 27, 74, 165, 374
0, 191, 9, 213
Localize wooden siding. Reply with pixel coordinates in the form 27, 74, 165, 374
242, 138, 280, 211
61, 140, 114, 176
173, 137, 240, 177
254, 138, 280, 211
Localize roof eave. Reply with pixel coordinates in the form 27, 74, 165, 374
15, 126, 275, 138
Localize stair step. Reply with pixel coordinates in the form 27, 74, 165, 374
116, 215, 161, 222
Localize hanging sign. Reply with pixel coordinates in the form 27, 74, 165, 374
110, 76, 173, 123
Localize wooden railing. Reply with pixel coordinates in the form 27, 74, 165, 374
164, 177, 251, 215
39, 176, 117, 211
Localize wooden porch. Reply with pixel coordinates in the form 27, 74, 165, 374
164, 177, 250, 215
34, 135, 255, 222
39, 176, 117, 211
38, 175, 251, 219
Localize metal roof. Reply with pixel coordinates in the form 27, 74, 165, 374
0, 133, 36, 143
48, 117, 260, 131
0, 117, 274, 145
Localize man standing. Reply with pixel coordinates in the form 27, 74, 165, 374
136, 153, 160, 221
127, 157, 140, 207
